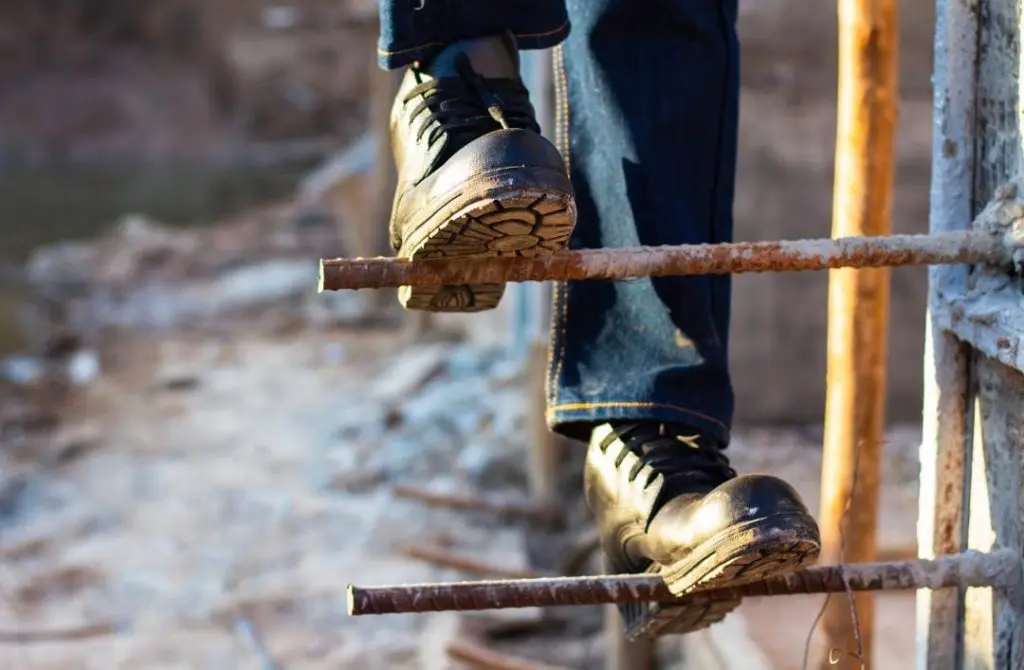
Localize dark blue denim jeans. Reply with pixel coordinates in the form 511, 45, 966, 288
379, 0, 739, 446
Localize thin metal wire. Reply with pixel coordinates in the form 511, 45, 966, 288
804, 436, 868, 670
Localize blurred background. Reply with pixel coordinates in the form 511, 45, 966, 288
0, 1, 932, 668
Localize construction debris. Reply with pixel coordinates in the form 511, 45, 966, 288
396, 544, 544, 581
446, 640, 574, 670
21, 206, 353, 338
233, 618, 280, 670
0, 185, 935, 669
0, 622, 120, 645
392, 484, 552, 524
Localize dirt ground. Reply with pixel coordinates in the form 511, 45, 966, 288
0, 323, 922, 670
0, 210, 923, 670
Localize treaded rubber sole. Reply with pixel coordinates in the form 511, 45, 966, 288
618, 516, 821, 640
397, 178, 576, 312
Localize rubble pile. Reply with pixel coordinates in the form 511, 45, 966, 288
0, 321, 605, 668
0, 205, 612, 666
18, 206, 358, 341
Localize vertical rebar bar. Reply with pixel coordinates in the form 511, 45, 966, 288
817, 0, 899, 665
915, 0, 979, 667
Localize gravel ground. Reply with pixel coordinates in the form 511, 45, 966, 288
0, 319, 923, 669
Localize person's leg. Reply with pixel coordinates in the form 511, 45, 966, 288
380, 1, 578, 313
547, 0, 737, 441
548, 0, 821, 636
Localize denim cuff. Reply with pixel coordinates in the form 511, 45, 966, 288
377, 0, 570, 70
546, 401, 732, 448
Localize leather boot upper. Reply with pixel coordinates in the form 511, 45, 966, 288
584, 422, 814, 573
388, 32, 559, 251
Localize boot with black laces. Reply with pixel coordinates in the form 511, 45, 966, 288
388, 31, 577, 312
584, 422, 821, 637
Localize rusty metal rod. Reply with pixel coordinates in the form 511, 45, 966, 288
319, 230, 1006, 291
0, 622, 120, 644
392, 484, 552, 523
346, 549, 1019, 616
396, 544, 544, 580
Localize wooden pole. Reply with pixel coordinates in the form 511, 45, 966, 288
364, 47, 438, 335
367, 58, 405, 316
526, 340, 568, 514
366, 51, 401, 261
817, 0, 898, 666
603, 603, 656, 670
601, 558, 656, 670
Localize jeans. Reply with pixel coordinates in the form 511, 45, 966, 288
379, 0, 740, 446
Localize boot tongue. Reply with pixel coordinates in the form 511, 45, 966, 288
626, 424, 733, 530
424, 32, 520, 80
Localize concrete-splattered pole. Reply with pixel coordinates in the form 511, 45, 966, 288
922, 0, 1024, 665
915, 0, 977, 667
816, 0, 899, 666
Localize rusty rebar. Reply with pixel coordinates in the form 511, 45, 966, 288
0, 622, 120, 644
396, 544, 544, 580
319, 230, 1006, 291
346, 549, 1019, 616
392, 484, 552, 523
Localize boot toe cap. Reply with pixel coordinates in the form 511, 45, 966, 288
707, 474, 812, 523
648, 474, 815, 556
426, 128, 569, 197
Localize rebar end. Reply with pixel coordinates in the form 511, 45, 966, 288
317, 260, 327, 293
346, 584, 357, 615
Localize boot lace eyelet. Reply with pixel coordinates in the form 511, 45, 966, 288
402, 55, 539, 161
612, 423, 736, 491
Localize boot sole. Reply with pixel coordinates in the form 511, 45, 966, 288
618, 513, 821, 640
397, 166, 576, 313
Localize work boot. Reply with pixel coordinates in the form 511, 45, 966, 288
388, 32, 576, 312
585, 422, 821, 637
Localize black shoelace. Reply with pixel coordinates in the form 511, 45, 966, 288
403, 52, 539, 152
600, 422, 737, 492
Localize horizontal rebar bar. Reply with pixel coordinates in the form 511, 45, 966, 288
320, 230, 1008, 291
347, 549, 1019, 616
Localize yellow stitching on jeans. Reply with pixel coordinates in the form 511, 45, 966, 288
546, 43, 571, 408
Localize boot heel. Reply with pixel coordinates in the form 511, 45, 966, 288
399, 183, 576, 312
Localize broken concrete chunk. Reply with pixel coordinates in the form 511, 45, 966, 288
66, 350, 100, 386
417, 613, 472, 670
0, 356, 45, 386
370, 343, 450, 404
457, 440, 529, 490
303, 290, 374, 327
